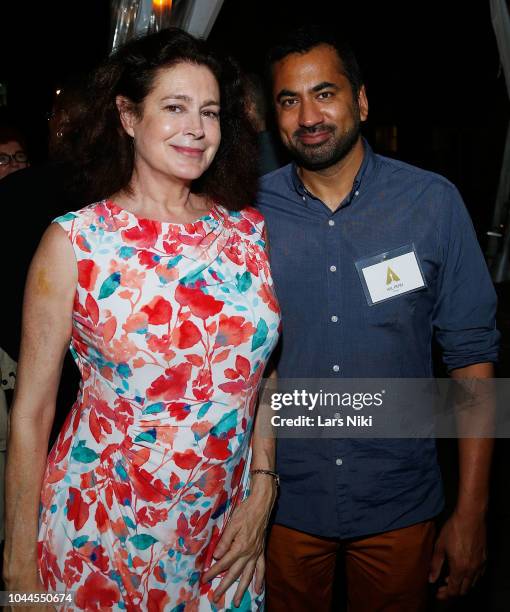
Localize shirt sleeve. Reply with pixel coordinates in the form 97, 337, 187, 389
432, 182, 500, 371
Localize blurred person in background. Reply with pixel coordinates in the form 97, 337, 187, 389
47, 75, 88, 162
0, 118, 28, 550
0, 349, 16, 544
0, 80, 88, 441
244, 73, 282, 176
0, 121, 29, 180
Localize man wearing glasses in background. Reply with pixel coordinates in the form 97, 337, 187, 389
0, 120, 28, 550
0, 123, 29, 180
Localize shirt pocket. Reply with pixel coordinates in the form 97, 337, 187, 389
364, 295, 404, 327
363, 281, 429, 328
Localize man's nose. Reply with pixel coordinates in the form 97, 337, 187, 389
298, 99, 323, 128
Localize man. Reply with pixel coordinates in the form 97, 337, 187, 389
0, 123, 29, 180
0, 93, 85, 440
0, 121, 28, 545
257, 26, 498, 611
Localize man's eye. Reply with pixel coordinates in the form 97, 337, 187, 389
318, 91, 333, 100
165, 104, 183, 112
281, 99, 297, 107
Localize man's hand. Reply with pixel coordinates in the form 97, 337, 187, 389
428, 510, 487, 600
201, 477, 275, 607
430, 364, 494, 600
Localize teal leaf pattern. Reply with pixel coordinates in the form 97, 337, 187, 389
72, 535, 89, 548
251, 318, 269, 351
210, 410, 237, 437
129, 534, 158, 550
98, 272, 121, 300
236, 271, 252, 293
142, 403, 164, 415
71, 440, 99, 464
56, 212, 77, 222
197, 401, 212, 419
134, 429, 157, 444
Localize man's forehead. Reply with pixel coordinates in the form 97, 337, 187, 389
272, 44, 347, 89
0, 139, 24, 151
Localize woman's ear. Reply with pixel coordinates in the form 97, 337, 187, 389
116, 95, 136, 137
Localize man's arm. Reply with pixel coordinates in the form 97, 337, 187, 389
429, 362, 494, 599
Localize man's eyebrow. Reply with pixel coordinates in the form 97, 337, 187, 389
276, 89, 297, 103
276, 82, 340, 103
311, 81, 340, 92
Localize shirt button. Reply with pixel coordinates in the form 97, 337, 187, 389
354, 190, 359, 196
302, 195, 306, 201
331, 315, 338, 323
332, 364, 340, 372
336, 458, 343, 466
328, 219, 335, 226
330, 265, 337, 272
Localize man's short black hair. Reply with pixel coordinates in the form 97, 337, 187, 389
266, 24, 363, 96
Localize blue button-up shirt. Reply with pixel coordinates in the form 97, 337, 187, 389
257, 141, 499, 539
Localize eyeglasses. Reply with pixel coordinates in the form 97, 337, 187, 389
0, 151, 28, 166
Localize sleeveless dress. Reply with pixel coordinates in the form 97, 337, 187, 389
38, 200, 280, 611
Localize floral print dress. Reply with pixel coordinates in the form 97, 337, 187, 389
38, 201, 280, 611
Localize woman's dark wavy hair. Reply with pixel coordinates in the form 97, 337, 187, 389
66, 28, 257, 210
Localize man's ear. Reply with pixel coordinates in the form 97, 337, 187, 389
358, 85, 369, 123
116, 95, 137, 137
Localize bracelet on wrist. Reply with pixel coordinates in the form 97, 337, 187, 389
250, 469, 280, 488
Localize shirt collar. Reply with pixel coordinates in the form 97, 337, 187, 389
290, 137, 376, 209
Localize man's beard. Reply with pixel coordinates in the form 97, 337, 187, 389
287, 115, 361, 171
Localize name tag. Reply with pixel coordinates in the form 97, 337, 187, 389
355, 244, 426, 306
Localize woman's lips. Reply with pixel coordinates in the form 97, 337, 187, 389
172, 145, 205, 158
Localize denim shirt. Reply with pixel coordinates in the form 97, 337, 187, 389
256, 141, 499, 538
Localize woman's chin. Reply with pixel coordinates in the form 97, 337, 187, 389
171, 168, 211, 182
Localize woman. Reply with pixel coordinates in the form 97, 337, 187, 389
4, 29, 280, 611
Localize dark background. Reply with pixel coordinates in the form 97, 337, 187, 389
0, 0, 507, 236
0, 1, 509, 610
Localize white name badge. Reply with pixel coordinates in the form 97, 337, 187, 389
355, 244, 426, 306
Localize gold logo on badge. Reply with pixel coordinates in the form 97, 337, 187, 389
386, 267, 400, 285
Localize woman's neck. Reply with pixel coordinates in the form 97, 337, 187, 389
112, 166, 210, 223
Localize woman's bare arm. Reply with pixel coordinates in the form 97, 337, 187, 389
3, 223, 76, 589
201, 367, 279, 606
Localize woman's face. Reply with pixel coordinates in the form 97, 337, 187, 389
121, 62, 221, 183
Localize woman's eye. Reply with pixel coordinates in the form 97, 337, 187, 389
202, 110, 220, 119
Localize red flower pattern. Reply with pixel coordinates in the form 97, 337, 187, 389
38, 201, 278, 610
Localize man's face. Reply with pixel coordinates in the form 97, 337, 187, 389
272, 44, 368, 170
0, 139, 28, 180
